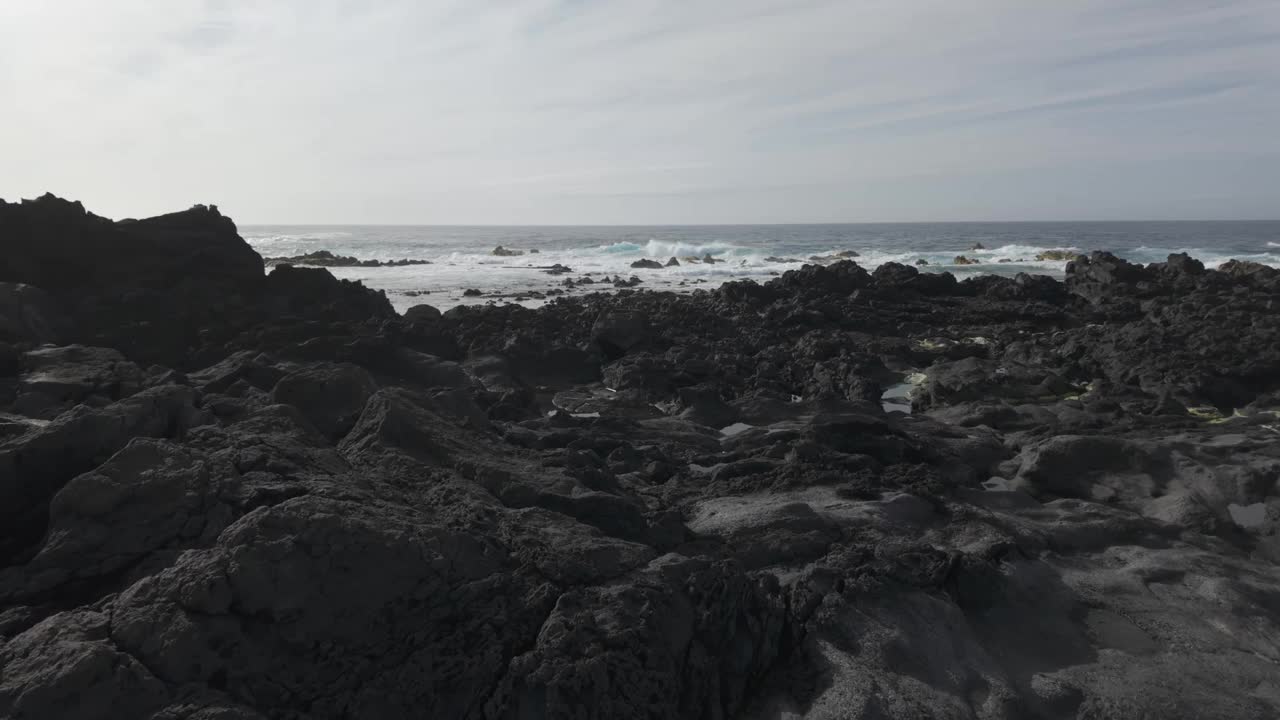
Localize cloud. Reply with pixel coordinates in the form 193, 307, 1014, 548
2, 0, 1278, 222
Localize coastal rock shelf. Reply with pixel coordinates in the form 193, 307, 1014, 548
1, 195, 1279, 719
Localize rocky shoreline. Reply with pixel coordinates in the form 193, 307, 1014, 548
1, 195, 1278, 719
263, 250, 433, 268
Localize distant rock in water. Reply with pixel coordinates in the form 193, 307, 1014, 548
463, 288, 483, 296
702, 254, 724, 264
970, 242, 986, 251
543, 264, 573, 275
1219, 259, 1280, 281
807, 250, 860, 263
915, 259, 930, 266
666, 257, 680, 267
765, 256, 802, 263
263, 250, 432, 268
529, 248, 540, 254
492, 246, 525, 257
953, 255, 979, 265
631, 259, 664, 269
1035, 249, 1082, 262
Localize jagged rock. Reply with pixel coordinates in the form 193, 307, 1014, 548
492, 246, 524, 257
953, 255, 979, 265
665, 257, 680, 267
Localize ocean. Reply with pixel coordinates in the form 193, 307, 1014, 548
239, 221, 1280, 312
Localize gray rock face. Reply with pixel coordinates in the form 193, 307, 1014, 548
0, 282, 72, 345
270, 363, 378, 441
2, 197, 1280, 719
14, 345, 144, 418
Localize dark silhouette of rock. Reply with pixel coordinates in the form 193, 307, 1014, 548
665, 257, 680, 267
630, 259, 664, 269
463, 288, 482, 296
492, 246, 524, 256
953, 255, 979, 265
263, 250, 431, 267
403, 304, 442, 323
0, 194, 394, 369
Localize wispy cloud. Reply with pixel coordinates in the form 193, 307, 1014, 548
2, 0, 1278, 222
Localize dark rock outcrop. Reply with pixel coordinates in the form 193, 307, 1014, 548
263, 250, 431, 267
0, 194, 394, 369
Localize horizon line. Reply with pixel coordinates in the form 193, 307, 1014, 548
237, 218, 1280, 228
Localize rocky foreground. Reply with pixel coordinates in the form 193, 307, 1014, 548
1, 195, 1278, 719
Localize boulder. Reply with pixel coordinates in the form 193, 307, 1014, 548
665, 257, 680, 267
403, 304, 442, 323
1035, 249, 1081, 262
11, 345, 144, 419
0, 384, 206, 563
630, 259, 664, 269
953, 255, 979, 265
492, 246, 524, 257
270, 364, 379, 442
591, 311, 649, 358
1, 439, 232, 601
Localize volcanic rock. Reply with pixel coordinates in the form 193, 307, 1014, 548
1, 196, 1279, 719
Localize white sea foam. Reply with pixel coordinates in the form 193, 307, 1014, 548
240, 227, 1280, 312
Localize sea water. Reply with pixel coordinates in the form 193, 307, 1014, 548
239, 221, 1280, 311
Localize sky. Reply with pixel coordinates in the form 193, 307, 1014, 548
2, 0, 1279, 224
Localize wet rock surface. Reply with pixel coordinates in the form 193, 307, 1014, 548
1, 197, 1279, 719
